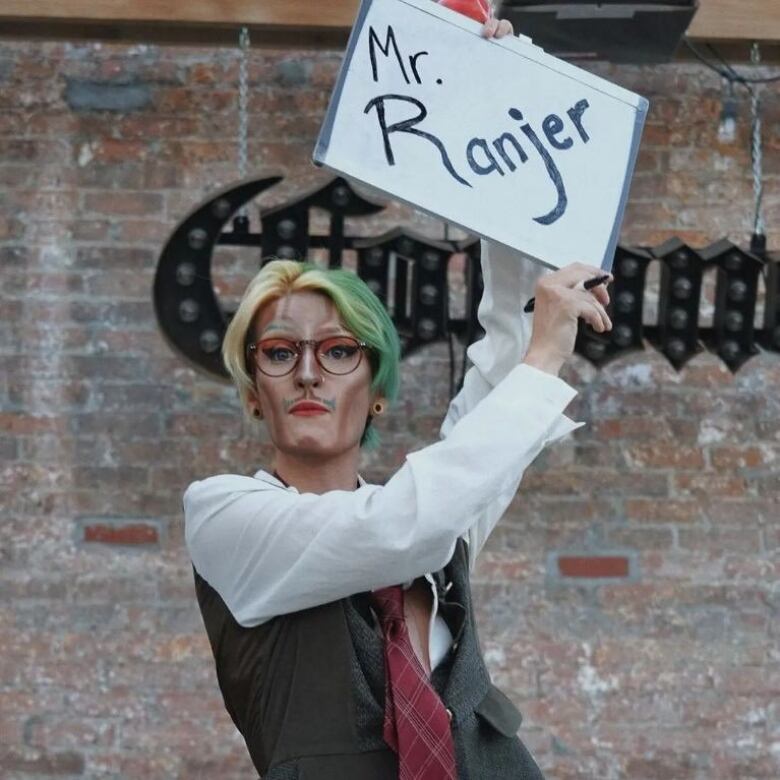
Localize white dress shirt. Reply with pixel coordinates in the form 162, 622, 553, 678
183, 242, 584, 671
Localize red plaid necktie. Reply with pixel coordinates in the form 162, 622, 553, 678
370, 585, 458, 780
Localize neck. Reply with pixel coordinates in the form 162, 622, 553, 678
272, 448, 361, 494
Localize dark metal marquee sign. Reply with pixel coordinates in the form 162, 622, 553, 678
153, 174, 779, 383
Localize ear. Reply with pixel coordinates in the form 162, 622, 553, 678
247, 390, 263, 420
370, 396, 387, 416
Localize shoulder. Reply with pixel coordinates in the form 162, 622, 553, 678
182, 469, 285, 506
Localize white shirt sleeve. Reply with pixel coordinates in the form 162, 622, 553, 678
183, 241, 582, 627
440, 241, 584, 570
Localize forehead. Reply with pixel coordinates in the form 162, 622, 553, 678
255, 290, 344, 336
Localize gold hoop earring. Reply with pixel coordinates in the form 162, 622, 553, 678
371, 400, 386, 416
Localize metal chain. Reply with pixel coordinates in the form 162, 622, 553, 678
238, 26, 250, 183
750, 42, 764, 237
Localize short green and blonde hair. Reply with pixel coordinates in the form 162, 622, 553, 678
222, 259, 401, 450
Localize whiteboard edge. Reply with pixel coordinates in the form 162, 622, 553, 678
313, 0, 375, 166
601, 96, 650, 271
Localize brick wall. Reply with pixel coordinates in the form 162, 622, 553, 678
1, 38, 778, 779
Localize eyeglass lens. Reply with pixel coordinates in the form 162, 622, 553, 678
256, 337, 362, 376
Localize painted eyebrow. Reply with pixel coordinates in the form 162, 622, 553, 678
260, 322, 351, 337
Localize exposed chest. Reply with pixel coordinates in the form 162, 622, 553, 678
404, 577, 434, 674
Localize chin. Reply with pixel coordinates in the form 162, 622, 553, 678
280, 435, 361, 459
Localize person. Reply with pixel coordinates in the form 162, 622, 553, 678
182, 13, 613, 780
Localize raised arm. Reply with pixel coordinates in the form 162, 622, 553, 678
440, 242, 581, 569
185, 251, 611, 627
440, 241, 549, 436
184, 358, 576, 628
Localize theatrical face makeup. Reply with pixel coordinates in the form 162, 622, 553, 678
249, 290, 376, 460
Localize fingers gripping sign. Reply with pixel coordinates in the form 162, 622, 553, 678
437, 0, 515, 38
481, 16, 514, 39
524, 263, 614, 376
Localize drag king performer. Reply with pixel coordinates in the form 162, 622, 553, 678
183, 7, 613, 779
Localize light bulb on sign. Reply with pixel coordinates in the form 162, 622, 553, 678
718, 80, 737, 144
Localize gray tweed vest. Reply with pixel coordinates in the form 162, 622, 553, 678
193, 538, 546, 780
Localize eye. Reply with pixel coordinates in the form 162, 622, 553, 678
269, 347, 294, 361
322, 338, 359, 360
260, 340, 297, 362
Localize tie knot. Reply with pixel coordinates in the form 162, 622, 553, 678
370, 584, 405, 624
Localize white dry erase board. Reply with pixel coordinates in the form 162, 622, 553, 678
313, 0, 648, 270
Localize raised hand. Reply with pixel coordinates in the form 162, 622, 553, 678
523, 263, 613, 376
480, 16, 514, 39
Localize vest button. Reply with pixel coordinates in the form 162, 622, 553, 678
445, 707, 453, 722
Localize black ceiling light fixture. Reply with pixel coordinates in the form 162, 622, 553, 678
499, 0, 699, 63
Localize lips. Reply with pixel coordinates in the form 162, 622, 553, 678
289, 401, 329, 414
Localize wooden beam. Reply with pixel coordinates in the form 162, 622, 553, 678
0, 21, 353, 49
687, 0, 780, 43
0, 0, 359, 27
0, 0, 360, 48
0, 0, 779, 48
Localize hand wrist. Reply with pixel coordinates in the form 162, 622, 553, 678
522, 348, 564, 377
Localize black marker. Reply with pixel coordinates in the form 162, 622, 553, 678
523, 273, 611, 314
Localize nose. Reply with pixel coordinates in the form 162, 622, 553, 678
293, 343, 323, 389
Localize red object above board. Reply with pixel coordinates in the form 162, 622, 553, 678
437, 0, 493, 25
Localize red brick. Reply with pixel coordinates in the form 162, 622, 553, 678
75, 161, 144, 189
130, 219, 178, 244
607, 527, 675, 550
0, 748, 85, 775
156, 138, 234, 164
624, 443, 705, 469
521, 469, 669, 496
83, 269, 156, 297
82, 191, 163, 216
639, 122, 672, 146
557, 556, 630, 579
74, 245, 156, 269
10, 189, 78, 216
592, 417, 669, 442
70, 219, 111, 240
710, 446, 769, 470
674, 473, 747, 497
0, 139, 67, 163
70, 490, 173, 517
82, 522, 159, 545
472, 553, 536, 583
92, 138, 149, 163
26, 717, 117, 750
0, 164, 32, 187
625, 498, 702, 523
0, 414, 67, 435
625, 754, 698, 778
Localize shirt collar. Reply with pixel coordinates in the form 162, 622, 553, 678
252, 468, 368, 492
